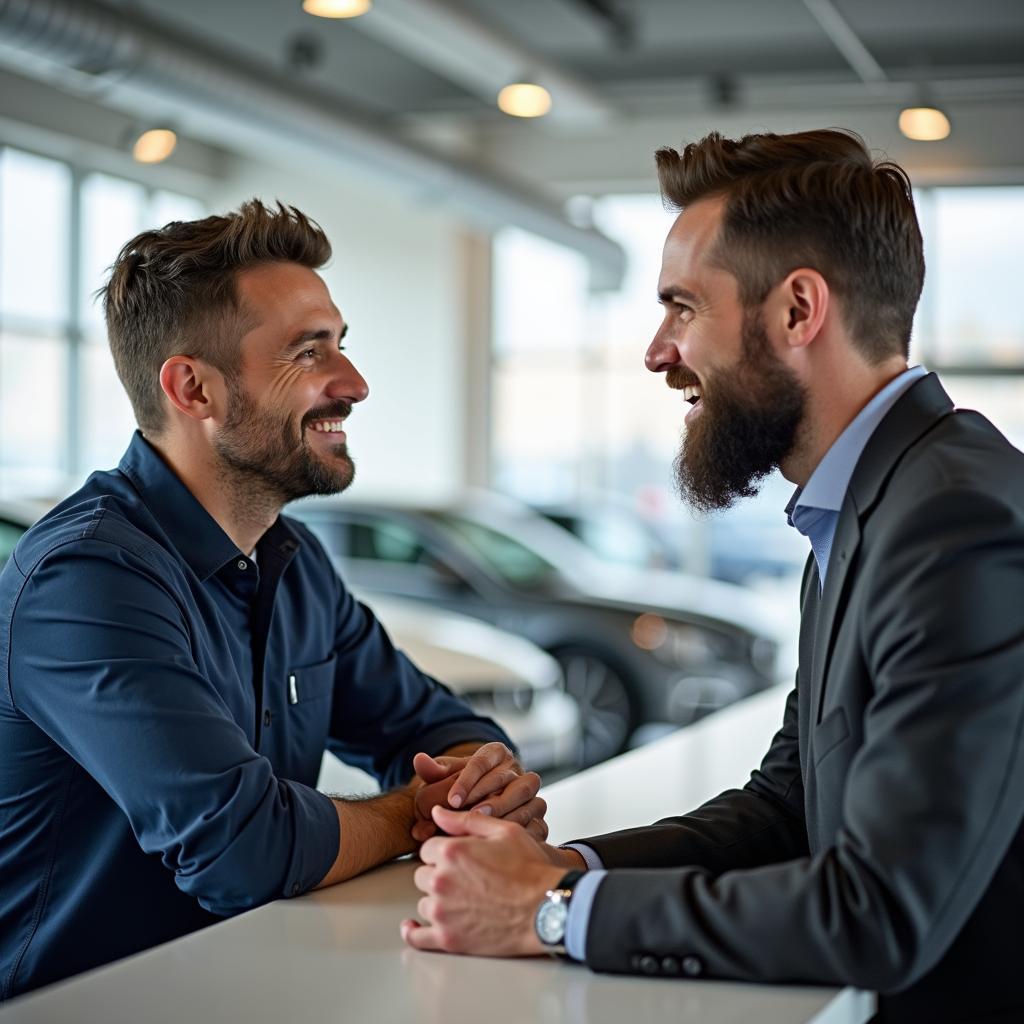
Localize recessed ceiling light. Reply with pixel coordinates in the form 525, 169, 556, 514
898, 106, 951, 142
132, 128, 178, 164
302, 0, 372, 18
497, 82, 552, 119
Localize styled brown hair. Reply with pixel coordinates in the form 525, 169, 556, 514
101, 199, 331, 433
655, 129, 924, 362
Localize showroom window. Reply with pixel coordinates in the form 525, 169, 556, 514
0, 145, 204, 499
491, 187, 1024, 583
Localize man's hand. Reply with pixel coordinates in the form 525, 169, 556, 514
401, 805, 568, 956
410, 743, 546, 843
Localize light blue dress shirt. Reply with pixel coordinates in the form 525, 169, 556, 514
786, 365, 927, 585
561, 364, 928, 962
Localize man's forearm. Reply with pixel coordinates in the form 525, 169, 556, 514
314, 788, 417, 889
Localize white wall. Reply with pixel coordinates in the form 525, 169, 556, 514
209, 157, 484, 501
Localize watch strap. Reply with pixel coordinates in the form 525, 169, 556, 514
555, 869, 584, 893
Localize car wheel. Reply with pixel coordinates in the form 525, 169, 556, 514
552, 647, 636, 767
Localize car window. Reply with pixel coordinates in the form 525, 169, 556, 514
436, 515, 555, 588
0, 517, 27, 570
349, 521, 429, 565
580, 514, 658, 568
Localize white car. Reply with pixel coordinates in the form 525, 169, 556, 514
318, 595, 581, 794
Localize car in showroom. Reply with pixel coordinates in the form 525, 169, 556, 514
291, 490, 788, 765
0, 502, 581, 778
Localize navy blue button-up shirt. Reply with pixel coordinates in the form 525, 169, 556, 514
0, 432, 509, 999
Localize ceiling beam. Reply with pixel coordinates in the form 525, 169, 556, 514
353, 0, 614, 125
802, 0, 888, 87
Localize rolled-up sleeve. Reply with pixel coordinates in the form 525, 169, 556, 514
9, 540, 339, 915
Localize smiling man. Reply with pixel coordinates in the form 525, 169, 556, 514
0, 201, 545, 999
403, 131, 1024, 1024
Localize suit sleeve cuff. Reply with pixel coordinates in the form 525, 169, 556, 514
564, 869, 606, 961
561, 842, 605, 870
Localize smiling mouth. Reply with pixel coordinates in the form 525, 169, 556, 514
308, 419, 346, 433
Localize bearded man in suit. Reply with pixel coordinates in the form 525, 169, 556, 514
401, 129, 1024, 1024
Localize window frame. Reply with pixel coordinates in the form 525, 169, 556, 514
0, 143, 205, 497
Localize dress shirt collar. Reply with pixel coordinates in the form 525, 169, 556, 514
789, 364, 928, 521
117, 430, 300, 582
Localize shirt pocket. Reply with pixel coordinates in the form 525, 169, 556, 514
280, 654, 337, 785
286, 655, 337, 707
813, 705, 850, 767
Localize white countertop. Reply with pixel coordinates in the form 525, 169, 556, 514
0, 686, 876, 1023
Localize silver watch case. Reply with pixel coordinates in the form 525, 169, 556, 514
535, 886, 572, 948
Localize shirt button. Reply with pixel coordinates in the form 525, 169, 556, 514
661, 956, 681, 976
682, 955, 703, 977
263, 709, 272, 727
639, 954, 659, 975
237, 559, 248, 570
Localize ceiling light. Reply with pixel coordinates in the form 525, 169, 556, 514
132, 128, 178, 164
497, 82, 552, 119
898, 105, 951, 142
302, 0, 372, 18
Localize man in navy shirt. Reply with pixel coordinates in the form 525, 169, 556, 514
0, 200, 544, 999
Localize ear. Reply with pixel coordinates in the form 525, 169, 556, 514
159, 356, 222, 422
771, 268, 829, 352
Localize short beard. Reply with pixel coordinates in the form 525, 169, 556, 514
672, 310, 806, 513
213, 380, 356, 509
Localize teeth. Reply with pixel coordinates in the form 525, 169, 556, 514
311, 421, 345, 432
682, 385, 702, 403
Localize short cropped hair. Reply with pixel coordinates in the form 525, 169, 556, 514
101, 199, 331, 433
655, 129, 924, 362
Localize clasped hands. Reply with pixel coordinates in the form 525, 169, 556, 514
408, 741, 548, 843
402, 742, 586, 957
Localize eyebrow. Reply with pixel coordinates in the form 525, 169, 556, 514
658, 286, 699, 304
283, 323, 349, 354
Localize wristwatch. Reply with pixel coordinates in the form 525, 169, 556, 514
534, 869, 584, 956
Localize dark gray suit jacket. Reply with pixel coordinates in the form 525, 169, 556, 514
579, 374, 1024, 1023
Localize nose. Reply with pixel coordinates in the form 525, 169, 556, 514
326, 352, 370, 405
645, 323, 682, 374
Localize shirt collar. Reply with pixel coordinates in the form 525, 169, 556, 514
792, 364, 928, 517
117, 431, 299, 582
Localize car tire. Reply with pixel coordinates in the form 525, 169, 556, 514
551, 646, 636, 767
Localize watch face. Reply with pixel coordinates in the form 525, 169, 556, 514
536, 899, 568, 945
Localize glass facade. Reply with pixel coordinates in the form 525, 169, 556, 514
0, 146, 204, 498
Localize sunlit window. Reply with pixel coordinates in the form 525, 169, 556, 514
0, 145, 205, 499
491, 187, 1024, 588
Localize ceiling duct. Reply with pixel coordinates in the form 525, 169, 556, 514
0, 0, 625, 289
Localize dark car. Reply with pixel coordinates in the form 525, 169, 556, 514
291, 490, 783, 765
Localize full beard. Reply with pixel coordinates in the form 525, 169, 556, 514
213, 383, 356, 508
671, 310, 806, 513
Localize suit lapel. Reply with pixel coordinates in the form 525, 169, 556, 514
810, 499, 861, 723
807, 373, 955, 724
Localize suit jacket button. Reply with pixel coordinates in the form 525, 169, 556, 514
639, 954, 660, 975
682, 955, 703, 977
661, 956, 681, 976
630, 954, 643, 971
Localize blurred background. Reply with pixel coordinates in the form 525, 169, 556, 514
2, 0, 1023, 777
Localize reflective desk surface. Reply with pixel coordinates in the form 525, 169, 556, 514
1, 686, 875, 1024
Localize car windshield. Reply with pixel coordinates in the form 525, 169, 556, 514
434, 514, 558, 589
